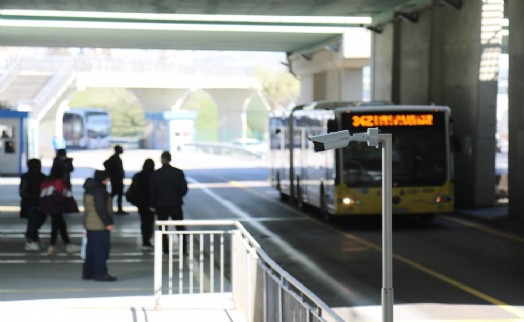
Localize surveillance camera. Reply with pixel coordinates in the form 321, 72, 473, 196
308, 130, 351, 152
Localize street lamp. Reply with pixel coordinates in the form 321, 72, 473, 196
308, 128, 394, 322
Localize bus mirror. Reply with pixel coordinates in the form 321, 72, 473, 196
275, 129, 281, 134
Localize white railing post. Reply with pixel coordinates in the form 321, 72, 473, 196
154, 229, 163, 310
152, 219, 343, 322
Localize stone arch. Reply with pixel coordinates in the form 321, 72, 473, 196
67, 87, 145, 138
242, 90, 271, 141
177, 89, 219, 142
39, 88, 145, 156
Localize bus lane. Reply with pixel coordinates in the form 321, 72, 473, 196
215, 175, 524, 321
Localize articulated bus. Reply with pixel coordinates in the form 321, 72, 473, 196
63, 108, 112, 149
269, 102, 454, 221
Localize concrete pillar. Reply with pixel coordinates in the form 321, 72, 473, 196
371, 0, 502, 208
206, 88, 256, 142
508, 0, 524, 220
440, 0, 502, 207
290, 29, 370, 104
129, 88, 188, 113
371, 24, 394, 102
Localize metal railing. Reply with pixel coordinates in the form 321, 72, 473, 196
154, 220, 344, 322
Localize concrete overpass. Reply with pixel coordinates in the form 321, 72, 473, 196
0, 0, 523, 220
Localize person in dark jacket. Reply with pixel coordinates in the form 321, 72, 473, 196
53, 148, 74, 189
82, 170, 117, 282
20, 158, 47, 251
103, 145, 127, 215
150, 151, 188, 254
130, 158, 155, 249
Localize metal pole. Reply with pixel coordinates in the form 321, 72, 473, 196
380, 134, 394, 322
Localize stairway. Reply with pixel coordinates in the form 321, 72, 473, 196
0, 74, 53, 106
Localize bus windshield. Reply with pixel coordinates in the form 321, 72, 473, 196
86, 112, 111, 138
340, 111, 448, 187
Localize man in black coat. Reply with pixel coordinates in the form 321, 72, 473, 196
149, 151, 188, 254
104, 145, 127, 215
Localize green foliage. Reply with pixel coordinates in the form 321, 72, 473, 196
180, 91, 218, 142
255, 67, 300, 112
69, 88, 145, 137
245, 95, 268, 141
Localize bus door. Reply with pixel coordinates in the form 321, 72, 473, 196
299, 127, 308, 200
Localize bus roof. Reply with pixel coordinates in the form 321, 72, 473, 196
333, 105, 451, 113
64, 107, 109, 115
285, 100, 393, 114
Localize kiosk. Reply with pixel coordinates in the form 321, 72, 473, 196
0, 109, 28, 176
145, 110, 197, 151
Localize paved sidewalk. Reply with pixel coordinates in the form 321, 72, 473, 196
0, 294, 243, 322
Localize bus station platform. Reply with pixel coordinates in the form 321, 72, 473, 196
1, 149, 518, 322
0, 205, 246, 322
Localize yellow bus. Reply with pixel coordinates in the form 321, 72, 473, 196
269, 102, 454, 221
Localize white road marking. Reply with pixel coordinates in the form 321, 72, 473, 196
187, 176, 368, 305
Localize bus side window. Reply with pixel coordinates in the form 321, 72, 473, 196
327, 119, 337, 133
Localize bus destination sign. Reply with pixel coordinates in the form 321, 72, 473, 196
351, 113, 434, 128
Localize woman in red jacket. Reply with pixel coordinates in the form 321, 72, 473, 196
40, 161, 80, 255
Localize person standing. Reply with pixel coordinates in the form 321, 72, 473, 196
82, 170, 117, 282
104, 145, 127, 215
150, 151, 188, 254
53, 148, 74, 189
20, 158, 47, 251
40, 161, 80, 255
129, 159, 155, 249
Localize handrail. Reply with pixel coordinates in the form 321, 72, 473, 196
154, 220, 344, 322
0, 57, 21, 95
33, 59, 76, 121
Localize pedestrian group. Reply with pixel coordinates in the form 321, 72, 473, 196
19, 146, 189, 282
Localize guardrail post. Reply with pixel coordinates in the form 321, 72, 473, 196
154, 229, 163, 310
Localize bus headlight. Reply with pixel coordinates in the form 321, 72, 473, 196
342, 197, 360, 205
433, 195, 453, 203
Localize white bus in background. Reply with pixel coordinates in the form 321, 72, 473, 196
63, 108, 112, 149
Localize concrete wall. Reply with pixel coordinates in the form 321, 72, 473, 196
508, 0, 524, 220
398, 12, 431, 104
371, 0, 502, 208
371, 24, 394, 102
291, 29, 370, 104
441, 0, 501, 207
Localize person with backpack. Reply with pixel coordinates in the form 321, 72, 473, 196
20, 158, 47, 251
40, 160, 81, 255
